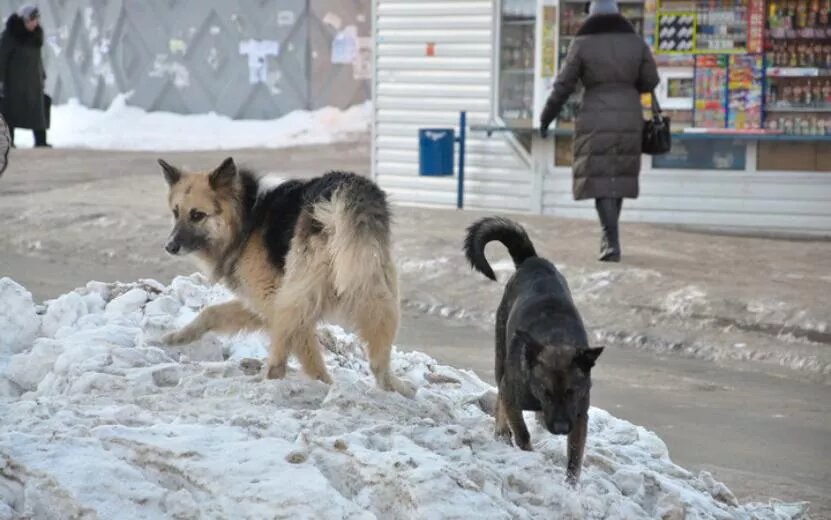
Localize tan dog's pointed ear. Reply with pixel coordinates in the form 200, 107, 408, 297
209, 157, 237, 190
158, 159, 181, 186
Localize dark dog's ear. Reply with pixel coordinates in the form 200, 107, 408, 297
209, 157, 237, 190
158, 159, 181, 186
516, 329, 543, 367
575, 346, 604, 372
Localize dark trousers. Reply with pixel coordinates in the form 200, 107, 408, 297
595, 197, 623, 258
9, 127, 48, 147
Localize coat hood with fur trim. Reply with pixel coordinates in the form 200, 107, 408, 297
576, 13, 635, 36
5, 13, 44, 47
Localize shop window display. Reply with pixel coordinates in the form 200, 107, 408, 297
499, 0, 537, 126
492, 0, 831, 172
765, 0, 831, 136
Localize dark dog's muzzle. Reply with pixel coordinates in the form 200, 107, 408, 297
551, 421, 571, 435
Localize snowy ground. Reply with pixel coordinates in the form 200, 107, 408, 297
0, 277, 809, 519
13, 95, 370, 151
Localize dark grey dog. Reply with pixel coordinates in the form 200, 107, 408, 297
464, 217, 603, 483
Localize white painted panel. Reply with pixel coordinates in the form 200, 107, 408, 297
544, 206, 831, 234
377, 70, 491, 85
378, 83, 491, 97
376, 97, 492, 112
378, 148, 528, 170
377, 135, 519, 156
381, 175, 533, 197
373, 0, 531, 210
378, 43, 492, 57
543, 168, 831, 234
386, 185, 530, 212
544, 170, 831, 203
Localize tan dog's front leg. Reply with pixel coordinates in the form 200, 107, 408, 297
163, 300, 263, 345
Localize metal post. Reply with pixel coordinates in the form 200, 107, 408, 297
456, 111, 467, 209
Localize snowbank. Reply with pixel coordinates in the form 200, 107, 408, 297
14, 95, 369, 151
0, 277, 807, 519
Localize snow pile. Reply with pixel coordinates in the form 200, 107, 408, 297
14, 95, 369, 150
0, 276, 808, 519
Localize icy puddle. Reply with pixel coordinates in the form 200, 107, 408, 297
0, 276, 807, 519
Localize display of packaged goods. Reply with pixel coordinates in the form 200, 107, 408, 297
767, 40, 831, 67
656, 55, 696, 67
665, 109, 694, 128
727, 54, 764, 129
762, 0, 831, 130
694, 55, 728, 128
498, 0, 536, 123
695, 1, 748, 52
766, 0, 831, 39
657, 13, 695, 53
765, 113, 831, 134
766, 77, 831, 108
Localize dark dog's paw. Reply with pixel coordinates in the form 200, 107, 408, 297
565, 472, 580, 487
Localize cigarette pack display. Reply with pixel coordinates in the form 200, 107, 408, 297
727, 54, 764, 129
657, 13, 695, 53
694, 55, 728, 128
695, 0, 749, 52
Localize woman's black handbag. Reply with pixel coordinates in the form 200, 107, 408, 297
642, 92, 671, 155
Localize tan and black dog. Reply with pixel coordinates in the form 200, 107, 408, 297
158, 157, 413, 397
464, 217, 603, 483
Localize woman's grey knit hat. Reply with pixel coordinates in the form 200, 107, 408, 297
589, 0, 619, 15
18, 4, 40, 21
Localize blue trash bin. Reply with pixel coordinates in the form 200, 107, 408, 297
419, 128, 455, 176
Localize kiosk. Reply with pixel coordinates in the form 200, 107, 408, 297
372, 0, 831, 235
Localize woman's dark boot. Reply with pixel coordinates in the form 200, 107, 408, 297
595, 198, 621, 262
34, 130, 51, 148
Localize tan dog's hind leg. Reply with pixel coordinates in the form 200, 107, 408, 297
356, 298, 414, 397
163, 300, 263, 345
265, 245, 331, 383
265, 296, 331, 383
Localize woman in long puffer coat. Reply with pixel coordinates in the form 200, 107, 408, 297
0, 4, 50, 148
540, 0, 659, 262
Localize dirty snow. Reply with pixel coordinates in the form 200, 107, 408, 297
14, 95, 369, 151
0, 276, 808, 519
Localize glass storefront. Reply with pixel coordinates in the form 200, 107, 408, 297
495, 0, 831, 172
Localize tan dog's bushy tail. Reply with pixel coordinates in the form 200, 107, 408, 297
314, 183, 396, 300
314, 180, 414, 398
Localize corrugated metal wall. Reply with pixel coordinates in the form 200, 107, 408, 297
543, 164, 831, 235
1, 0, 370, 118
373, 0, 532, 212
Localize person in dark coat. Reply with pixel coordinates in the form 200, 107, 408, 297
540, 0, 659, 262
0, 4, 50, 148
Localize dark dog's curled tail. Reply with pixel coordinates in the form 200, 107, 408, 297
464, 217, 537, 281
